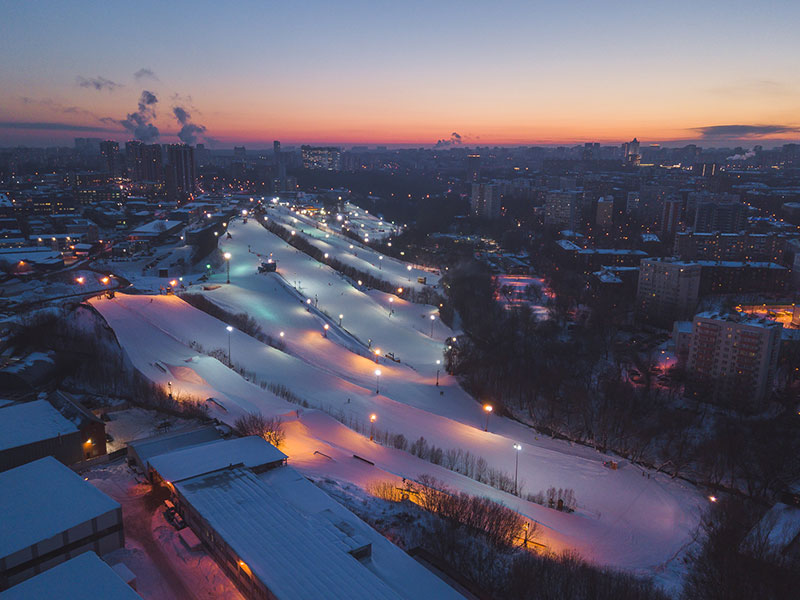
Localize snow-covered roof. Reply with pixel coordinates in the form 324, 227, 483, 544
128, 426, 221, 469
0, 400, 78, 452
130, 220, 182, 234
148, 436, 286, 483
175, 466, 403, 600
0, 551, 141, 599
0, 457, 120, 559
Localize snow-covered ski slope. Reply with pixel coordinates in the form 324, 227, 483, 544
265, 203, 440, 292
91, 218, 703, 586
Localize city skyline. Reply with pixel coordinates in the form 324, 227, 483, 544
1, 0, 799, 147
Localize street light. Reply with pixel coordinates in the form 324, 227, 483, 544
226, 325, 233, 365
483, 404, 493, 431
378, 256, 382, 270
430, 314, 436, 336
323, 323, 329, 338
370, 413, 377, 440
513, 443, 522, 495
375, 369, 382, 394
338, 314, 343, 326
224, 252, 232, 284
436, 359, 441, 386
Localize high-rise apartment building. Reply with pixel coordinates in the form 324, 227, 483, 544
636, 258, 701, 325
687, 312, 781, 407
545, 190, 584, 231
595, 196, 614, 228
99, 140, 121, 176
470, 183, 500, 219
301, 146, 341, 171
674, 231, 788, 262
661, 197, 683, 235
694, 201, 748, 233
165, 144, 196, 202
466, 154, 481, 182
126, 141, 163, 182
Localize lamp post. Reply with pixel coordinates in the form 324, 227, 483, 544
224, 252, 232, 284
436, 359, 441, 386
323, 323, 329, 338
407, 264, 412, 282
338, 314, 343, 326
388, 297, 394, 316
378, 256, 382, 270
483, 404, 493, 431
226, 325, 233, 365
375, 369, 381, 394
369, 413, 377, 441
430, 314, 436, 336
513, 443, 522, 495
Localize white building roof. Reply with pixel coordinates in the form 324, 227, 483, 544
0, 457, 120, 559
128, 426, 221, 468
148, 436, 286, 483
130, 220, 182, 234
0, 551, 141, 599
0, 400, 78, 452
176, 466, 403, 600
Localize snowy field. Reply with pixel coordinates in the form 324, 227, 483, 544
90, 220, 704, 591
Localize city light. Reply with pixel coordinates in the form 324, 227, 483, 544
483, 404, 493, 431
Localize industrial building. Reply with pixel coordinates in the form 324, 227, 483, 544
0, 457, 123, 589
0, 551, 140, 600
149, 437, 462, 599
0, 400, 83, 472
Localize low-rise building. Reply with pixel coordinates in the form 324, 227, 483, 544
0, 551, 141, 599
687, 312, 781, 408
155, 437, 463, 599
0, 457, 123, 589
0, 400, 82, 472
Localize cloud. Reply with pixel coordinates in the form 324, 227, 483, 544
172, 105, 208, 145
709, 79, 795, 97
134, 68, 159, 82
727, 150, 756, 161
120, 90, 160, 142
20, 96, 98, 118
694, 124, 800, 139
77, 76, 122, 92
0, 121, 118, 132
435, 132, 463, 147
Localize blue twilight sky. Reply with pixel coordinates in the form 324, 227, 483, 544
1, 0, 799, 147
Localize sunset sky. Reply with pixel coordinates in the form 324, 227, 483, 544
1, 0, 799, 148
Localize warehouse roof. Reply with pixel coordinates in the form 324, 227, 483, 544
176, 466, 402, 600
149, 436, 286, 483
0, 457, 120, 559
0, 399, 78, 452
0, 551, 141, 599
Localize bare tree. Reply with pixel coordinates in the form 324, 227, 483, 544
234, 412, 285, 448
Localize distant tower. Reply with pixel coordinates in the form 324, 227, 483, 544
466, 154, 481, 182
165, 144, 196, 202
625, 138, 641, 166
100, 140, 120, 176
